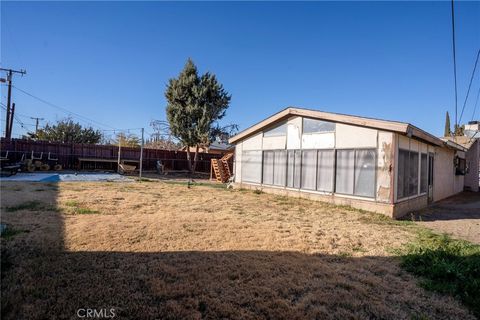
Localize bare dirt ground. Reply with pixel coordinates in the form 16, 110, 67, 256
411, 192, 480, 244
0, 181, 475, 319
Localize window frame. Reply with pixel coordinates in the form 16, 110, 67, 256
397, 148, 421, 200
302, 117, 336, 134
263, 122, 287, 138
334, 148, 377, 199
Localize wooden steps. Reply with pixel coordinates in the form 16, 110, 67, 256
210, 153, 233, 183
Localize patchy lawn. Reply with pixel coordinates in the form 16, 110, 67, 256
0, 181, 475, 319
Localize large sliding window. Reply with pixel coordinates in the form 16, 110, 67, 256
241, 151, 262, 183
397, 149, 420, 199
262, 150, 287, 186
335, 149, 376, 198
262, 151, 275, 185
335, 150, 355, 195
287, 150, 301, 188
244, 148, 375, 198
354, 150, 376, 197
420, 153, 427, 194
317, 150, 334, 192
273, 150, 287, 186
301, 150, 317, 190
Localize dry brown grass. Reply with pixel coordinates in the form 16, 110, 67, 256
0, 181, 474, 319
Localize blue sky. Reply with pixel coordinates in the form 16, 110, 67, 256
1, 1, 479, 140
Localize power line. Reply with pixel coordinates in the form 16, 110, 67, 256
472, 87, 480, 120
1, 104, 36, 129
451, 0, 459, 129
459, 49, 480, 124
12, 85, 117, 130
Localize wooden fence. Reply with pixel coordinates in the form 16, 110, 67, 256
0, 138, 223, 173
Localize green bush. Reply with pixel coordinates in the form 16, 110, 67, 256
401, 230, 480, 318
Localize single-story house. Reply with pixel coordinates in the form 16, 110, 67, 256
442, 134, 479, 192
229, 107, 468, 218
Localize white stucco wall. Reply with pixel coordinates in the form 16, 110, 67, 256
263, 136, 287, 150
242, 133, 263, 150
376, 131, 393, 203
464, 140, 479, 192
302, 133, 335, 149
287, 117, 302, 149
234, 142, 243, 182
336, 124, 377, 148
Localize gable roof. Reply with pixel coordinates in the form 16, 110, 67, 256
229, 107, 444, 147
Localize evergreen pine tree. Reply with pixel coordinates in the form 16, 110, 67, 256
444, 111, 451, 136
165, 59, 231, 172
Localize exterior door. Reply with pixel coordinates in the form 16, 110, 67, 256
428, 153, 434, 203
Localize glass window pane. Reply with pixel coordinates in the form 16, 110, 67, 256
241, 151, 262, 183
354, 150, 376, 197
420, 153, 427, 193
273, 150, 287, 186
303, 118, 336, 134
301, 150, 317, 190
336, 150, 355, 194
397, 150, 406, 199
409, 152, 419, 196
262, 151, 274, 185
294, 150, 301, 188
287, 150, 295, 188
317, 150, 334, 192
264, 122, 287, 137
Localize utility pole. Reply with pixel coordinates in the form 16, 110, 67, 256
30, 117, 44, 134
1, 68, 26, 139
9, 103, 15, 137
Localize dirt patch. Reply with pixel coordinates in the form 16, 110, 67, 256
0, 181, 474, 319
411, 192, 480, 244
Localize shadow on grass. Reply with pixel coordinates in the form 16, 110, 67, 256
0, 181, 477, 319
399, 230, 480, 318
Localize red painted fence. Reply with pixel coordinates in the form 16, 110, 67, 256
0, 138, 222, 173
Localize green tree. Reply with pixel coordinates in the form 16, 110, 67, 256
165, 59, 231, 172
112, 132, 141, 148
444, 111, 451, 137
26, 118, 102, 144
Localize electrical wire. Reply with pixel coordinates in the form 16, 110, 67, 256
12, 85, 117, 130
459, 49, 480, 124
451, 0, 459, 128
472, 87, 480, 120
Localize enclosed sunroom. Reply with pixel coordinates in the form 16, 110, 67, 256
229, 107, 466, 218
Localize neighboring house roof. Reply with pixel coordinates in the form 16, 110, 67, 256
442, 136, 477, 151
229, 107, 444, 147
209, 141, 233, 151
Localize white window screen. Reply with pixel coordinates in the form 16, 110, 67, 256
336, 150, 355, 194
262, 151, 274, 185
397, 149, 407, 198
273, 150, 287, 186
420, 153, 427, 193
241, 151, 262, 183
287, 150, 295, 188
294, 150, 301, 188
317, 150, 334, 192
397, 149, 420, 199
303, 118, 336, 134
354, 150, 376, 197
301, 150, 317, 190
409, 152, 419, 196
